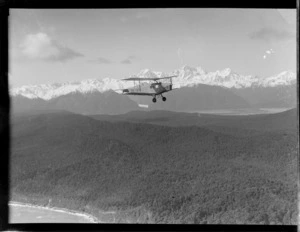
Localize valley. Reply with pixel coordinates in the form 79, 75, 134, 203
9, 108, 298, 224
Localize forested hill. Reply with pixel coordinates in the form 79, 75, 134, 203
10, 110, 298, 224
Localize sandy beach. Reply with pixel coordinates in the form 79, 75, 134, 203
9, 201, 100, 223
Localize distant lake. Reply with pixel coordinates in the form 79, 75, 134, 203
9, 203, 97, 223
192, 108, 292, 115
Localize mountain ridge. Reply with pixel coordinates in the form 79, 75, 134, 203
10, 66, 296, 100
11, 90, 141, 115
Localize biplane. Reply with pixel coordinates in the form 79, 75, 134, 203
119, 75, 177, 103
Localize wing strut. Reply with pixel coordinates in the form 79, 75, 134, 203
139, 79, 141, 92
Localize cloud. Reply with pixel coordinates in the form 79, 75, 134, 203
249, 27, 295, 42
47, 43, 84, 62
20, 32, 83, 62
120, 55, 137, 64
90, 57, 112, 64
90, 55, 136, 65
128, 55, 136, 59
121, 59, 132, 64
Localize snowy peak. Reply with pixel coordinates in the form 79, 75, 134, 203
196, 66, 206, 75
135, 68, 168, 79
260, 71, 296, 87
173, 65, 201, 84
216, 68, 233, 77
136, 69, 158, 78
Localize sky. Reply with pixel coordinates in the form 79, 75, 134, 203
9, 8, 297, 87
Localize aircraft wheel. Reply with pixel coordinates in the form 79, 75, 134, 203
152, 98, 157, 103
162, 97, 167, 101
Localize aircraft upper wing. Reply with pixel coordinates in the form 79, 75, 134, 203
157, 75, 177, 80
122, 75, 177, 81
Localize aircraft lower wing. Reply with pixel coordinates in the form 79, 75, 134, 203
123, 92, 154, 96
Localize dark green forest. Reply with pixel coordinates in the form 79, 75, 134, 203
10, 109, 298, 224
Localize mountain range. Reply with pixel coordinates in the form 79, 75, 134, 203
10, 66, 297, 114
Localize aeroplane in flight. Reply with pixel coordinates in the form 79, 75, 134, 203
119, 75, 177, 103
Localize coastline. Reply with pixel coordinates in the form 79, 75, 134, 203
9, 201, 100, 223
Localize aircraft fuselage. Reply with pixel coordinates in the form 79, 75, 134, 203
150, 82, 172, 96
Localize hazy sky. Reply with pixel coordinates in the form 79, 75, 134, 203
9, 8, 296, 87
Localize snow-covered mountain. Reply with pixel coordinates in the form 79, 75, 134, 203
10, 65, 296, 101
259, 71, 296, 87
172, 66, 296, 89
10, 78, 132, 100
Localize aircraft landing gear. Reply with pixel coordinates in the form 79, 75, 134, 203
162, 96, 167, 101
152, 98, 157, 103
